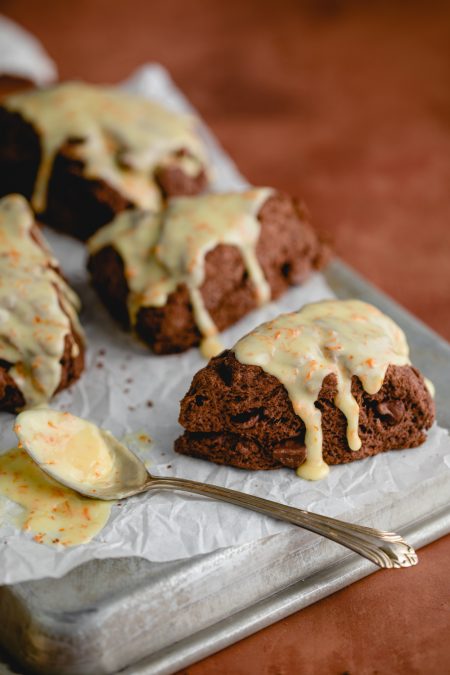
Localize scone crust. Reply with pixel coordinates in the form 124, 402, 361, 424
88, 191, 327, 354
0, 105, 208, 240
175, 351, 435, 470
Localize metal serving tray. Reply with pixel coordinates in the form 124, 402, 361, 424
1, 258, 450, 675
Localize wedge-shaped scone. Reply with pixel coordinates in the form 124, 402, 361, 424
87, 189, 326, 356
176, 299, 435, 479
0, 194, 85, 411
0, 82, 208, 240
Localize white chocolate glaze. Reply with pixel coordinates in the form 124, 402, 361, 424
15, 409, 117, 489
0, 194, 84, 406
4, 81, 206, 212
0, 447, 112, 547
424, 377, 435, 398
88, 189, 273, 356
234, 299, 411, 480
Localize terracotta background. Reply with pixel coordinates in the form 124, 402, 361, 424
1, 1, 450, 673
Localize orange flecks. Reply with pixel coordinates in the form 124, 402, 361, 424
305, 360, 318, 380
62, 500, 73, 516
52, 487, 65, 498
14, 363, 26, 377
0, 441, 111, 548
8, 249, 21, 263
365, 358, 376, 368
326, 344, 342, 351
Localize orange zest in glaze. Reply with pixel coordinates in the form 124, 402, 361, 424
0, 448, 112, 547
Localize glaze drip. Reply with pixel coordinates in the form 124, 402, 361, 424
233, 299, 411, 480
88, 189, 273, 356
4, 82, 206, 212
0, 194, 84, 406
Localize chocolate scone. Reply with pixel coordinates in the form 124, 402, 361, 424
0, 194, 85, 411
176, 300, 435, 478
87, 189, 326, 356
0, 82, 208, 240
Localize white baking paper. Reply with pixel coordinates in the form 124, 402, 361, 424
0, 64, 449, 585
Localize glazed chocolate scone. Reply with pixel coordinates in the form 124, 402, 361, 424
0, 82, 208, 240
0, 194, 85, 412
87, 189, 326, 356
176, 300, 435, 479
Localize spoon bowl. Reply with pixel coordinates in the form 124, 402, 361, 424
15, 409, 148, 499
15, 408, 418, 570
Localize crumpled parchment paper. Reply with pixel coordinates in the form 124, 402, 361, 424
0, 62, 449, 585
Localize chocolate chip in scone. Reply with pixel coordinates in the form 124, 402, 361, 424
376, 400, 405, 425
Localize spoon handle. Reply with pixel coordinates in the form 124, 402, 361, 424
145, 475, 417, 569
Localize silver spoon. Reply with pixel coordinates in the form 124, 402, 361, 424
15, 409, 418, 570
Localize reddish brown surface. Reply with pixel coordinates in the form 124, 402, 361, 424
2, 1, 450, 673
180, 536, 450, 675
